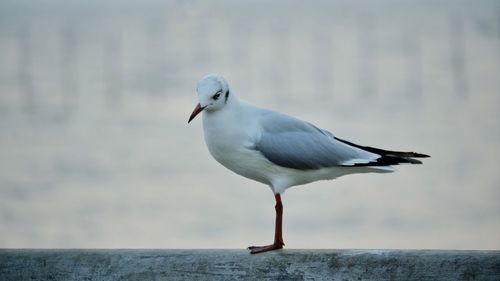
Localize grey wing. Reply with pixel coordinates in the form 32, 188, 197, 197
254, 111, 379, 170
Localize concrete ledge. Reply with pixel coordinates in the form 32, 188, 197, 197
1, 249, 499, 281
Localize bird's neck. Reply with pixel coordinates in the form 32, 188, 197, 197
202, 96, 243, 148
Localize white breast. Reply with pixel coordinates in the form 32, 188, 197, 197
201, 103, 274, 186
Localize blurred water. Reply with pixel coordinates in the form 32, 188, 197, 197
0, 0, 499, 250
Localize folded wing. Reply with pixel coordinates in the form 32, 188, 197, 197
254, 111, 429, 171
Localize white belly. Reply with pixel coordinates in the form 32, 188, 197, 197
208, 141, 274, 186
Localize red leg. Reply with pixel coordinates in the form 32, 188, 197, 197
248, 194, 284, 254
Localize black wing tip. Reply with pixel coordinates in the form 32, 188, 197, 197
350, 155, 423, 167
413, 153, 430, 158
405, 157, 423, 164
385, 152, 430, 159
334, 137, 430, 160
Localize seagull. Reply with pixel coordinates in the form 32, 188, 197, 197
188, 74, 429, 254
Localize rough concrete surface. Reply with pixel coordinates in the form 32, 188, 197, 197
0, 249, 499, 281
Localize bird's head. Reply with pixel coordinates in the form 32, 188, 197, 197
188, 74, 231, 123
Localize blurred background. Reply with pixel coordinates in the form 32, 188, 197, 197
0, 0, 499, 250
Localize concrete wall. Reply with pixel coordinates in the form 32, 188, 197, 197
1, 249, 499, 281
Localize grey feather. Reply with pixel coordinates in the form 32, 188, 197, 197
254, 111, 378, 170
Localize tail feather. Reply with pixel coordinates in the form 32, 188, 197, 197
334, 137, 430, 167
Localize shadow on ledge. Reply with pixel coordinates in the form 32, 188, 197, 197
1, 249, 499, 281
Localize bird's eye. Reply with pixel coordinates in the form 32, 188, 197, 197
212, 91, 222, 100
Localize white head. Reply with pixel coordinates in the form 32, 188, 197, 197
188, 74, 232, 123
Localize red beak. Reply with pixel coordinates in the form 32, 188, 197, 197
188, 103, 205, 123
